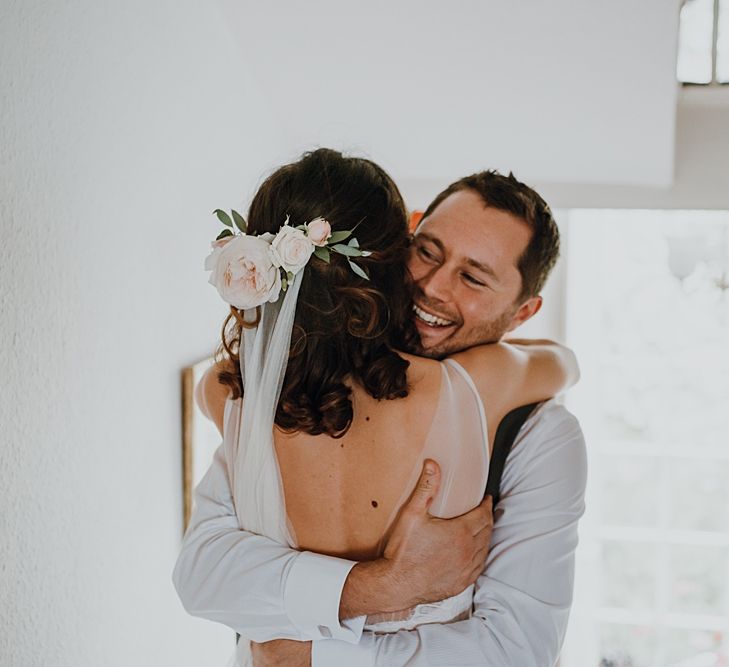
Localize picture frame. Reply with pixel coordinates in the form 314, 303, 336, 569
181, 356, 221, 530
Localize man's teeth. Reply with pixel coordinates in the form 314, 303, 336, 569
413, 305, 453, 327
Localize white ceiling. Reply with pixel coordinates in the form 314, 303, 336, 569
219, 0, 681, 189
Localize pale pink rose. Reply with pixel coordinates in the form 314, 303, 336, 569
203, 235, 235, 272
206, 234, 281, 309
306, 218, 332, 247
212, 235, 234, 249
269, 225, 315, 274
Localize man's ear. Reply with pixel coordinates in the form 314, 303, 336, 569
506, 295, 542, 332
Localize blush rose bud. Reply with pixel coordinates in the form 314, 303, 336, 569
306, 218, 332, 247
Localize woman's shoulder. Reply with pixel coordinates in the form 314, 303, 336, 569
397, 346, 511, 389
396, 351, 444, 386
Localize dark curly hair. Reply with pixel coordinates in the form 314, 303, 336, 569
216, 148, 417, 437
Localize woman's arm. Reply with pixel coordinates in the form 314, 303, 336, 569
450, 339, 579, 437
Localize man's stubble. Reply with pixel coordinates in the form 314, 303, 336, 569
412, 305, 518, 360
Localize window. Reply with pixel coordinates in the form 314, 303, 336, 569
560, 210, 729, 667
678, 0, 729, 84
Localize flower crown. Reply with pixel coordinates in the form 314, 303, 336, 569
204, 208, 371, 310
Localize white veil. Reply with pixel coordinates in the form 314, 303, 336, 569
223, 271, 303, 547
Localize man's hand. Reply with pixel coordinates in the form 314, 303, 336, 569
383, 459, 494, 607
251, 639, 311, 667
340, 459, 493, 617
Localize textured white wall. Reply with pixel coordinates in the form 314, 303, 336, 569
0, 2, 287, 665
400, 94, 729, 212
221, 0, 680, 188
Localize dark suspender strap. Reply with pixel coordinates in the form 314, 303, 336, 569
484, 403, 539, 506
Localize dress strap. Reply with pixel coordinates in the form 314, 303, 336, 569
442, 358, 489, 453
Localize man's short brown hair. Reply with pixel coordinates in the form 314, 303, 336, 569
421, 171, 560, 302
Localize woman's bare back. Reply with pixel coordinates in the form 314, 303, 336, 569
272, 354, 490, 562
201, 339, 575, 566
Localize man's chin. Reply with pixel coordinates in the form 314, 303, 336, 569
415, 326, 507, 359
414, 321, 457, 359
418, 332, 463, 360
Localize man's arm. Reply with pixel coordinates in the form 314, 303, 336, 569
172, 443, 364, 643
172, 445, 491, 641
310, 402, 587, 667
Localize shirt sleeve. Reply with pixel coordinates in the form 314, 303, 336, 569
172, 443, 366, 644
312, 403, 588, 667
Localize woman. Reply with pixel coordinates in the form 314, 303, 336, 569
186, 148, 577, 664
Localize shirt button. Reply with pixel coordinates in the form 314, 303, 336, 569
317, 625, 332, 638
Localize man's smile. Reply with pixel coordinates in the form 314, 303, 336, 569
413, 303, 455, 328
412, 303, 460, 349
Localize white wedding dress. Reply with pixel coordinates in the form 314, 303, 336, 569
224, 357, 490, 666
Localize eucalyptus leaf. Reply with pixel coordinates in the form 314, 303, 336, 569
328, 230, 352, 244
348, 260, 369, 281
214, 209, 233, 228
281, 277, 288, 291
313, 246, 331, 263
231, 209, 247, 233
216, 228, 234, 240
348, 238, 359, 248
332, 243, 362, 257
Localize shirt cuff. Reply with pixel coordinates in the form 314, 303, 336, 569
312, 633, 375, 667
284, 550, 366, 643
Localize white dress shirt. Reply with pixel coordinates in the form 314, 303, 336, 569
173, 399, 587, 667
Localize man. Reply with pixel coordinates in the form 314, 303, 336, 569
173, 171, 587, 667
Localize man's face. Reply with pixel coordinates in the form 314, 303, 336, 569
407, 189, 541, 358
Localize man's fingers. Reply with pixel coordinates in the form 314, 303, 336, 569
464, 495, 494, 535
404, 459, 441, 513
472, 541, 490, 566
473, 520, 493, 542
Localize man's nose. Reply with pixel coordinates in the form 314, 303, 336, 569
419, 265, 453, 303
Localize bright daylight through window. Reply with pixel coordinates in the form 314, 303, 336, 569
678, 0, 729, 83
560, 210, 729, 667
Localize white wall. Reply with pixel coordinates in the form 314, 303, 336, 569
0, 2, 289, 665
401, 90, 729, 212
535, 91, 729, 210
222, 0, 680, 188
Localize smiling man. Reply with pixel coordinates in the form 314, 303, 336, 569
410, 175, 554, 358
173, 170, 587, 667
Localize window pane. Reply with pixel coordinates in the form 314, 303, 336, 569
677, 0, 715, 84
663, 628, 729, 665
587, 214, 729, 453
561, 210, 729, 667
669, 459, 729, 532
718, 0, 729, 82
601, 455, 660, 527
599, 623, 656, 667
669, 544, 728, 615
601, 541, 657, 610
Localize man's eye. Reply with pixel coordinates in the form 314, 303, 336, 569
417, 246, 436, 261
462, 273, 486, 287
